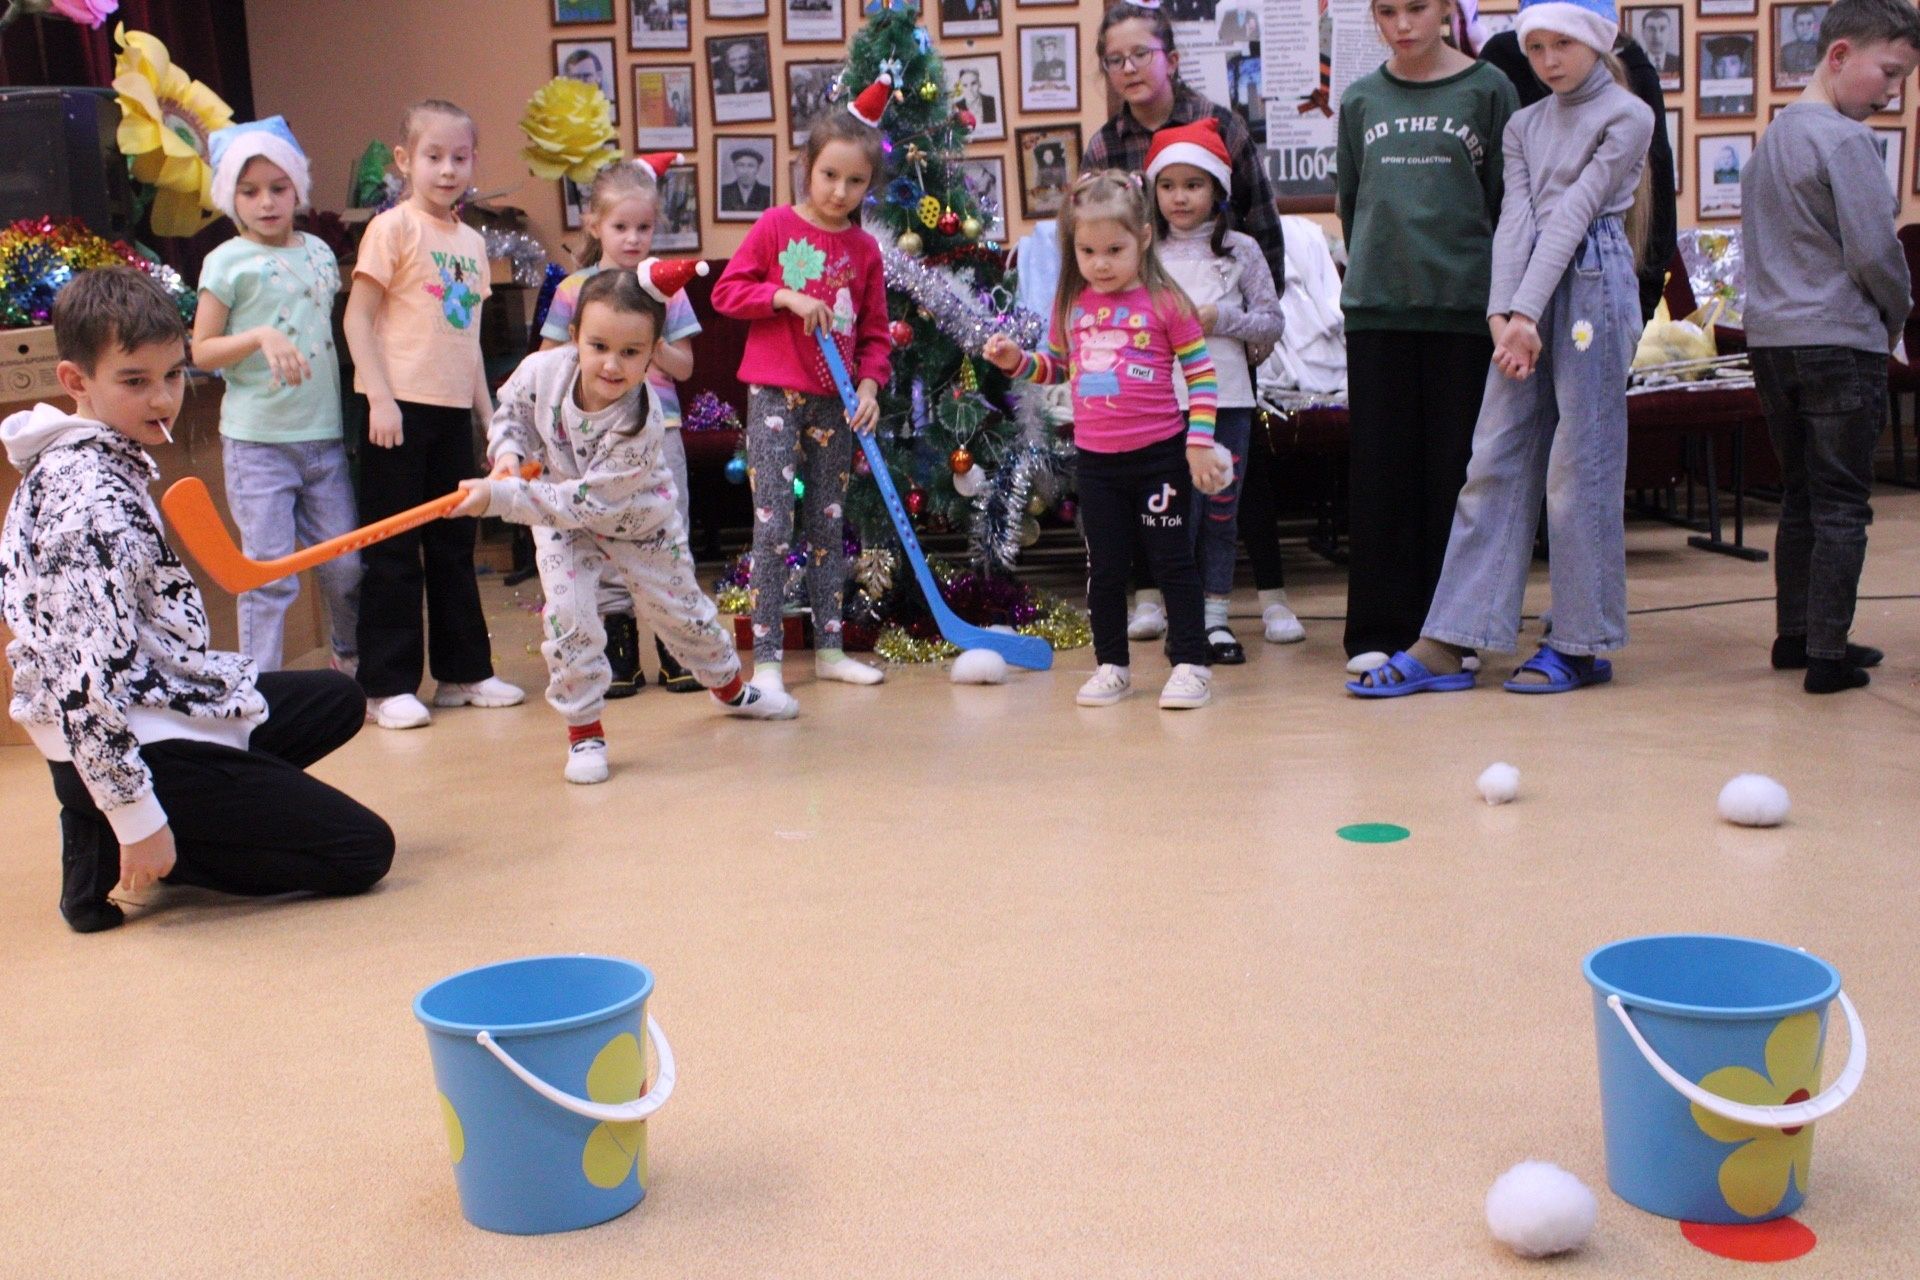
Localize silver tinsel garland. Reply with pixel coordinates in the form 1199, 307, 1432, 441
482, 228, 550, 288
879, 243, 1046, 353
969, 383, 1069, 568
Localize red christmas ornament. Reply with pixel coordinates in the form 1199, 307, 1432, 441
948, 447, 973, 475
905, 488, 925, 517
1057, 497, 1078, 523
937, 209, 961, 236
888, 319, 913, 346
957, 108, 977, 131
853, 450, 872, 477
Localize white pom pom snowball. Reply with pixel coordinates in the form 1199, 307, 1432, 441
951, 648, 1009, 685
1477, 762, 1520, 806
1718, 773, 1790, 827
952, 464, 987, 497
1485, 1161, 1596, 1258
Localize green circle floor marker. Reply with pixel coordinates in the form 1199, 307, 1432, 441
1338, 823, 1410, 844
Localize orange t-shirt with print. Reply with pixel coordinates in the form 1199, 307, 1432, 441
352, 202, 492, 408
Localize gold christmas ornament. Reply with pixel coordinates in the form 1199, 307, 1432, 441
897, 230, 924, 256
919, 81, 939, 101
961, 215, 983, 240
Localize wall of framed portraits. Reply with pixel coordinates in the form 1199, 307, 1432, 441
247, 0, 1122, 266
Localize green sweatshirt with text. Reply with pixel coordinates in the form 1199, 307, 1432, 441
1336, 61, 1518, 334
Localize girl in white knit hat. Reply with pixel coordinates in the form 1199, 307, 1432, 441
192, 117, 361, 676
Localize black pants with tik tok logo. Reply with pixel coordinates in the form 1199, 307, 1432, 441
1077, 433, 1209, 669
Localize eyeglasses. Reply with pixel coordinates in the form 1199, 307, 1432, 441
1101, 46, 1165, 72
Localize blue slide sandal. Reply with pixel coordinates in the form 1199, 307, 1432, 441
1502, 645, 1612, 694
1346, 651, 1478, 698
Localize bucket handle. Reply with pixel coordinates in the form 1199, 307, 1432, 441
475, 1015, 676, 1124
1606, 992, 1865, 1129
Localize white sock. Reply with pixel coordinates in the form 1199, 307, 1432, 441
1258, 588, 1289, 610
750, 659, 785, 692
1134, 589, 1164, 611
816, 649, 884, 684
1205, 596, 1230, 630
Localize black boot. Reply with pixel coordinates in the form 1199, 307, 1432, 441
59, 810, 125, 933
605, 612, 642, 698
656, 637, 700, 692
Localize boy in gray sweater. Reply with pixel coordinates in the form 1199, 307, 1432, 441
1742, 0, 1920, 692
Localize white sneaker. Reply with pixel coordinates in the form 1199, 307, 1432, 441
1126, 601, 1168, 640
1262, 603, 1305, 644
816, 653, 885, 685
1159, 663, 1212, 709
564, 738, 609, 785
433, 676, 525, 708
370, 693, 432, 730
1346, 650, 1391, 675
718, 683, 800, 719
1076, 663, 1133, 706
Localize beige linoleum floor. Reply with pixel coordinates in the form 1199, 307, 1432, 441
3, 497, 1919, 1279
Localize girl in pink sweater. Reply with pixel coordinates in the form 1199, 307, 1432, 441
711, 108, 893, 705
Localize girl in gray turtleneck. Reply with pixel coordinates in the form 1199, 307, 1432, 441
1349, 0, 1653, 699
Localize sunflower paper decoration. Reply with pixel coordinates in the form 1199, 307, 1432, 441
111, 25, 234, 237
520, 76, 618, 183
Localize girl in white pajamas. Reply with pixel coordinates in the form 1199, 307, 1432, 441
452, 263, 795, 784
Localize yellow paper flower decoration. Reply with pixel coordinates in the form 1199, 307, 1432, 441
111, 25, 234, 238
521, 76, 618, 183
1690, 1012, 1823, 1218
579, 1032, 649, 1190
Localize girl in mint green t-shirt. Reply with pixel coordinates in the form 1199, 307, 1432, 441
193, 118, 359, 674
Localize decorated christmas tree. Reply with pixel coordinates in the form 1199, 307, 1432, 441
832, 0, 1068, 567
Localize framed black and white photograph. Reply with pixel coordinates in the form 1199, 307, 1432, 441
657, 163, 701, 251
628, 0, 690, 50
945, 54, 1007, 143
1701, 0, 1758, 13
1872, 125, 1905, 193
632, 64, 695, 150
715, 135, 776, 220
956, 156, 1007, 240
939, 0, 1002, 40
555, 0, 615, 23
1773, 3, 1830, 90
786, 61, 842, 147
1215, 1, 1260, 46
1227, 45, 1264, 146
555, 39, 619, 122
561, 176, 588, 230
1016, 124, 1080, 219
1016, 0, 1074, 9
1018, 25, 1079, 114
1698, 132, 1753, 219
708, 34, 775, 124
1699, 31, 1757, 118
1666, 109, 1683, 193
1624, 6, 1683, 93
706, 0, 765, 15
784, 0, 843, 44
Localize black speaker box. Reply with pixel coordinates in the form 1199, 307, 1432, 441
0, 86, 137, 239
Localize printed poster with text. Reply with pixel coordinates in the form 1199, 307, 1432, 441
1261, 0, 1386, 201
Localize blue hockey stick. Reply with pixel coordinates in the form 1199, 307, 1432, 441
814, 329, 1053, 671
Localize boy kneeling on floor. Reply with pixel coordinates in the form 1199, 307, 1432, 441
1, 267, 395, 932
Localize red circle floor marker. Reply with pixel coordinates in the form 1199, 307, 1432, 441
1681, 1218, 1818, 1262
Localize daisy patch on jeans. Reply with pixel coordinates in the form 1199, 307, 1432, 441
1571, 320, 1594, 352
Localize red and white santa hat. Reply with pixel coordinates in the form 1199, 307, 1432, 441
637, 256, 708, 302
634, 151, 684, 181
848, 74, 893, 128
1144, 117, 1232, 190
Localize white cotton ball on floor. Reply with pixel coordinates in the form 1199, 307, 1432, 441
1719, 774, 1790, 827
1477, 762, 1520, 806
951, 649, 1009, 685
988, 624, 1016, 634
1486, 1161, 1596, 1258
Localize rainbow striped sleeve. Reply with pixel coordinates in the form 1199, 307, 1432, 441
1172, 319, 1217, 444
1012, 320, 1071, 386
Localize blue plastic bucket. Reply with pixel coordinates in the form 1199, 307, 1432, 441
1583, 935, 1866, 1224
413, 955, 677, 1234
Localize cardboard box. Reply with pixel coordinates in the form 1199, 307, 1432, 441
0, 326, 61, 408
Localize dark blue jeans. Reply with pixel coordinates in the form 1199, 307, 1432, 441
1750, 346, 1887, 661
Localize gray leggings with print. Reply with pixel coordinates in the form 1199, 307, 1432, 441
746, 385, 852, 663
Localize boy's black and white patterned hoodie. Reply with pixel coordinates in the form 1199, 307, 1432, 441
2, 403, 266, 843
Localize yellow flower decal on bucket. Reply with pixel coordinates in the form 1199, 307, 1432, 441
581, 1032, 649, 1190
439, 1092, 465, 1165
1571, 321, 1594, 352
1690, 1012, 1822, 1218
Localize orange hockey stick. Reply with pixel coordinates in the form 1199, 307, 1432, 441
162, 463, 541, 594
